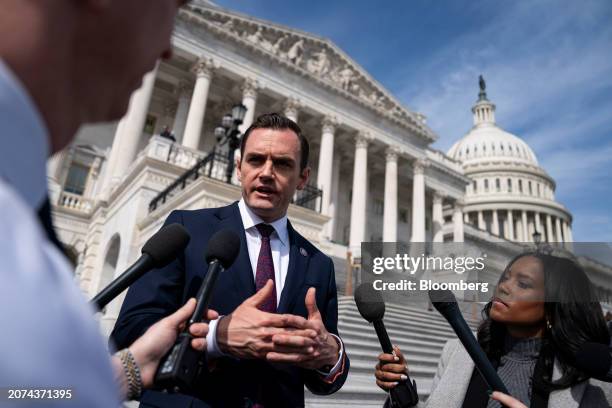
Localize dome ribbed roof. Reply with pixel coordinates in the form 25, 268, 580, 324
447, 125, 539, 166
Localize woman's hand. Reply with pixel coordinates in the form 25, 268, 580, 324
490, 391, 527, 408
375, 345, 409, 391
128, 298, 218, 388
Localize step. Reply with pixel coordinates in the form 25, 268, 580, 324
338, 325, 454, 346
339, 315, 457, 338
343, 336, 445, 359
339, 302, 482, 327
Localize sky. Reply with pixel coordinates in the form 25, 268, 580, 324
214, 0, 612, 242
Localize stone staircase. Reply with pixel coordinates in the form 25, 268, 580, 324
305, 296, 481, 407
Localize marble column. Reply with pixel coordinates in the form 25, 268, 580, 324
411, 159, 427, 242
432, 191, 444, 243
238, 78, 259, 134
83, 157, 102, 198
172, 80, 191, 144
349, 133, 370, 252
492, 209, 500, 236
503, 217, 509, 239
327, 155, 342, 241
507, 210, 515, 241
522, 210, 529, 242
464, 212, 470, 224
47, 149, 69, 204
453, 200, 465, 242
182, 57, 215, 150
535, 212, 542, 235
383, 147, 399, 242
104, 66, 157, 191
283, 97, 300, 123
317, 116, 337, 239
546, 214, 554, 243
562, 220, 573, 250
555, 217, 564, 243
478, 211, 485, 230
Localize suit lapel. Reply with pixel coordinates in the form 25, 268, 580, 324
277, 221, 309, 313
216, 202, 255, 300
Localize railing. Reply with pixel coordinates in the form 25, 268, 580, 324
149, 148, 323, 213
142, 135, 205, 169
57, 191, 94, 214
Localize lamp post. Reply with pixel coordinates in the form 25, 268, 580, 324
532, 229, 552, 254
213, 103, 247, 184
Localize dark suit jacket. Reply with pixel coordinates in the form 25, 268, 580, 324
111, 202, 349, 407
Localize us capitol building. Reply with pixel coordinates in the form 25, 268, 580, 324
47, 1, 612, 406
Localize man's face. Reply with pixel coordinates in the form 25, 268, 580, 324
76, 0, 186, 121
237, 128, 310, 222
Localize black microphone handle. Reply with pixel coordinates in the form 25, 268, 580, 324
189, 259, 223, 326
374, 319, 420, 407
447, 313, 509, 394
374, 320, 394, 354
91, 254, 154, 310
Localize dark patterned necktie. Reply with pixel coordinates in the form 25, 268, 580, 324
255, 223, 277, 313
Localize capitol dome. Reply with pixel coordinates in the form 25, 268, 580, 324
446, 77, 573, 245
448, 81, 539, 167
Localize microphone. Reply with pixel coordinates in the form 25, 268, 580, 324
574, 342, 612, 382
155, 229, 240, 393
429, 289, 509, 394
91, 223, 190, 310
355, 283, 419, 407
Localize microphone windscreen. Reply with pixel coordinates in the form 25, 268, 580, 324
142, 223, 190, 268
574, 342, 612, 378
354, 282, 385, 322
205, 229, 241, 268
429, 289, 460, 318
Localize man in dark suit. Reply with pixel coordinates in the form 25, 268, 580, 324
111, 113, 349, 407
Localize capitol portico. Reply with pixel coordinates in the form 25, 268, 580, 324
50, 0, 470, 302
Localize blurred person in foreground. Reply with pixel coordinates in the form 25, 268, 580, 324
0, 0, 216, 406
375, 253, 612, 407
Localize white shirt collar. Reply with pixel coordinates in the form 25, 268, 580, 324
238, 198, 289, 247
0, 59, 49, 210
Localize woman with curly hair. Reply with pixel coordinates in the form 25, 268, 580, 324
375, 252, 611, 407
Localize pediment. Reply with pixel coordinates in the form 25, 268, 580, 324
181, 1, 435, 142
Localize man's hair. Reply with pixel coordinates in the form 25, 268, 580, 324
240, 113, 309, 171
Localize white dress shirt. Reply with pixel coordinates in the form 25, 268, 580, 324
0, 59, 120, 407
207, 199, 344, 378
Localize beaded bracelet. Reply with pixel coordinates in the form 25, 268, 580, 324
117, 348, 143, 400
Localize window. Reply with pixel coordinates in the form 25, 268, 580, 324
473, 180, 477, 193
399, 208, 408, 223
484, 179, 489, 192
528, 181, 533, 195
507, 178, 512, 192
144, 114, 157, 135
496, 178, 500, 192
537, 183, 541, 196
64, 162, 89, 195
518, 179, 523, 193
